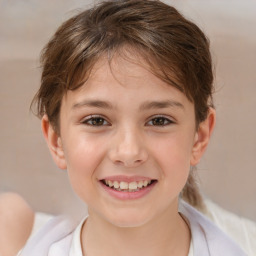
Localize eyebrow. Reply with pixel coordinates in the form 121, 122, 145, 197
72, 99, 184, 111
72, 100, 114, 110
139, 100, 184, 111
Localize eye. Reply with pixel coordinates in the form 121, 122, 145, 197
147, 116, 173, 126
82, 115, 110, 126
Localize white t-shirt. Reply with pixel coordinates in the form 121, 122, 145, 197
19, 200, 247, 256
68, 218, 194, 256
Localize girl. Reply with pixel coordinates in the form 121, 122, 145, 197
20, 0, 246, 255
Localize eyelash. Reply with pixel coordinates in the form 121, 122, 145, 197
81, 115, 110, 126
146, 115, 174, 127
81, 115, 174, 127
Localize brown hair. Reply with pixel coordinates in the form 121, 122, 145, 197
32, 0, 214, 209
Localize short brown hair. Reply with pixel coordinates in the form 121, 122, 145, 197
32, 0, 214, 208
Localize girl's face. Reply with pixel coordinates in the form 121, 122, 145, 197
43, 53, 214, 227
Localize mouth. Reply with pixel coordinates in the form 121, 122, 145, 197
100, 179, 157, 192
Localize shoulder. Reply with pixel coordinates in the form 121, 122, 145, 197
179, 200, 247, 256
19, 215, 79, 256
204, 199, 256, 255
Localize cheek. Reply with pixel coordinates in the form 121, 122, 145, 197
151, 134, 193, 185
64, 132, 107, 167
62, 135, 107, 195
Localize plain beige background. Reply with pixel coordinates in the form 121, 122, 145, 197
0, 0, 255, 221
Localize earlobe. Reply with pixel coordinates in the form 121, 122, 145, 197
190, 108, 216, 166
41, 115, 67, 170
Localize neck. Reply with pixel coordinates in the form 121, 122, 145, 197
81, 202, 191, 256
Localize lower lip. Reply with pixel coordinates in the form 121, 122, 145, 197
100, 181, 157, 200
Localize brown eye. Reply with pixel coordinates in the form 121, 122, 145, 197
83, 116, 109, 126
147, 116, 173, 126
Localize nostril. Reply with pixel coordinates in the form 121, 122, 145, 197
108, 144, 148, 167
115, 160, 124, 165
113, 158, 144, 167
124, 159, 144, 167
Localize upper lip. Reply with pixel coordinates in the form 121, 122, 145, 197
100, 175, 156, 182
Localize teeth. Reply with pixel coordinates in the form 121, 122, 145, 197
113, 181, 119, 189
120, 181, 128, 190
143, 180, 149, 187
104, 179, 153, 191
138, 181, 144, 188
128, 182, 138, 190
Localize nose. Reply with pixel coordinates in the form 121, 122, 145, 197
108, 128, 148, 167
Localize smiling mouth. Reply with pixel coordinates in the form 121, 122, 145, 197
101, 179, 157, 192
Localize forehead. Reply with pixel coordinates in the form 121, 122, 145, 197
61, 53, 193, 113
83, 48, 181, 91
62, 45, 186, 105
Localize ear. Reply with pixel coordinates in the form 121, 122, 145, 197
41, 115, 67, 170
190, 108, 216, 166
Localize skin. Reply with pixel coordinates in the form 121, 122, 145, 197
0, 193, 34, 256
42, 52, 215, 256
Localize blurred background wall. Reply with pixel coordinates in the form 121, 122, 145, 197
0, 0, 255, 221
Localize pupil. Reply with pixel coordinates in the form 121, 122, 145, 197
92, 118, 103, 125
153, 117, 164, 125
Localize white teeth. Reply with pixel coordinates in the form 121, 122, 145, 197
113, 181, 119, 189
104, 179, 153, 191
143, 180, 149, 187
137, 181, 144, 188
120, 181, 128, 190
128, 182, 138, 190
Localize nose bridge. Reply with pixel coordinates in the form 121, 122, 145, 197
120, 128, 141, 154
109, 125, 148, 167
